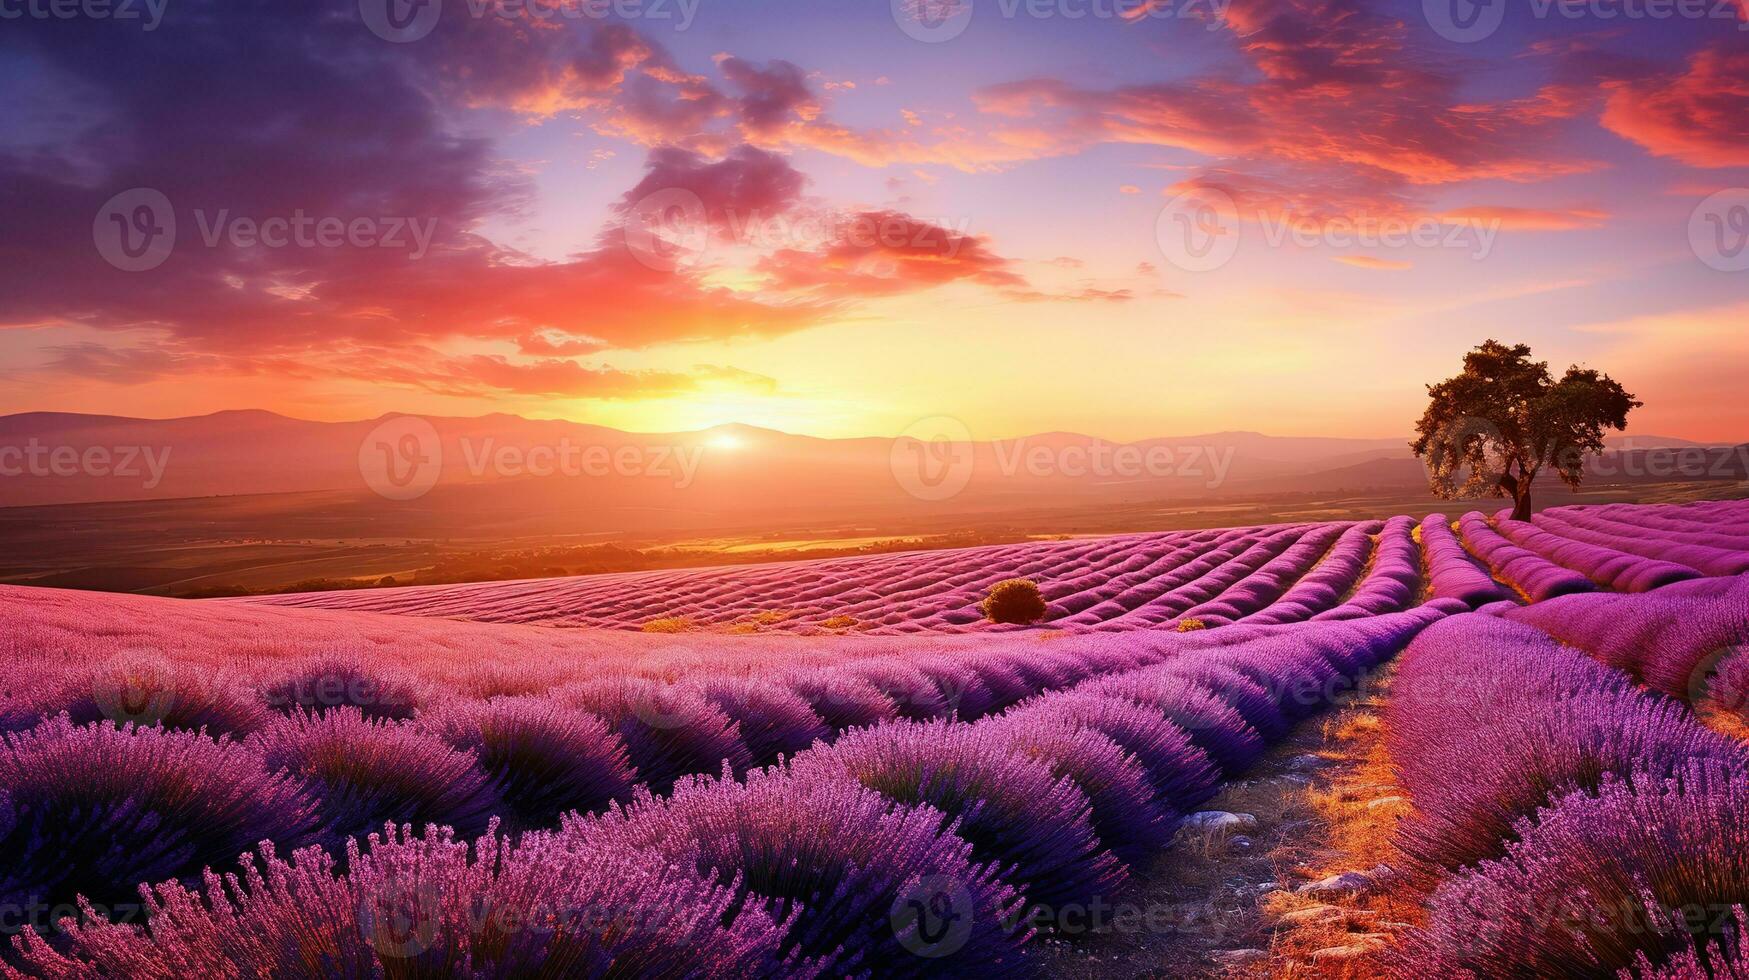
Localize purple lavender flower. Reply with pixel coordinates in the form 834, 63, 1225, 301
259, 657, 425, 721
8, 824, 790, 978
979, 713, 1175, 865
791, 719, 1128, 917
558, 677, 752, 794
692, 676, 832, 767
0, 717, 318, 935
1401, 762, 1749, 977
250, 708, 499, 848
571, 768, 1032, 975
421, 696, 637, 831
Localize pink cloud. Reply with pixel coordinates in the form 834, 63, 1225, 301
1603, 45, 1749, 168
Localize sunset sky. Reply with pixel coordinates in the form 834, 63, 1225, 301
2, 0, 1746, 442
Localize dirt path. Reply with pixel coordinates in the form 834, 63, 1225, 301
1040, 670, 1417, 979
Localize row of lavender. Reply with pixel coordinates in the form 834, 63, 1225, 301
1, 594, 1451, 975
242, 500, 1749, 633
1386, 576, 1749, 976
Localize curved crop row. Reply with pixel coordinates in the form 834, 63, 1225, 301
1245, 521, 1379, 625
1314, 516, 1422, 620
1457, 511, 1595, 602
1177, 523, 1351, 627
1490, 509, 1701, 592
1534, 509, 1749, 578
1419, 515, 1514, 607
1506, 574, 1749, 715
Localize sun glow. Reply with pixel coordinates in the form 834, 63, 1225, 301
708, 433, 745, 451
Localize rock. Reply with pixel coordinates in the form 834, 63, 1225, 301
1296, 870, 1377, 897
1182, 811, 1258, 833
1286, 753, 1330, 771
1228, 834, 1255, 852
1255, 882, 1284, 896
1277, 904, 1346, 926
1211, 949, 1268, 965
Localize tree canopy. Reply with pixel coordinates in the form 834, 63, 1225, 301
1411, 340, 1640, 521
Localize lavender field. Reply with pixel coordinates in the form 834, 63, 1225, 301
4, 499, 1749, 977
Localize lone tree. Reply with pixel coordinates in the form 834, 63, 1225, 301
1412, 340, 1640, 522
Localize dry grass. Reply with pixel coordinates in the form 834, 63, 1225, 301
638, 616, 699, 634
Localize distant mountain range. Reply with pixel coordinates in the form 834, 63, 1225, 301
0, 409, 1738, 510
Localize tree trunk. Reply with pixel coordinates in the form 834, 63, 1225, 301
1510, 483, 1533, 522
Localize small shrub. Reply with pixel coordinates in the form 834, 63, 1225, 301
1175, 618, 1209, 633
980, 579, 1048, 626
822, 615, 859, 631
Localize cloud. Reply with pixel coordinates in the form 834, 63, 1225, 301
1333, 256, 1413, 271
1602, 45, 1749, 168
1437, 206, 1610, 231
757, 210, 1028, 299
618, 144, 810, 226
0, 7, 859, 402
